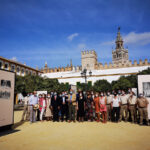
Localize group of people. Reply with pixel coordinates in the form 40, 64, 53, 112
21, 89, 150, 126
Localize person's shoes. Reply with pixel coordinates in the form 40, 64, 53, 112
68, 120, 71, 123
147, 122, 150, 126
73, 120, 76, 123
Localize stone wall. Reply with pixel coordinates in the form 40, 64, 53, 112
41, 59, 150, 73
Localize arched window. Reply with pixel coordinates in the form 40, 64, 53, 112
5, 63, 8, 69
17, 67, 20, 73
26, 70, 28, 75
11, 65, 15, 72
21, 68, 24, 74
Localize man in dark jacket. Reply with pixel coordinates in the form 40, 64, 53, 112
60, 91, 68, 122
51, 92, 60, 122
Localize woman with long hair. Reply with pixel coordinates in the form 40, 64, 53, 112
39, 94, 47, 121
99, 92, 107, 123
94, 92, 100, 122
45, 93, 52, 121
77, 91, 85, 122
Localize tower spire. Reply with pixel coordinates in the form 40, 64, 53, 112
115, 27, 123, 49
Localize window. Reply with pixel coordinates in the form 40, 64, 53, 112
26, 70, 28, 75
29, 71, 32, 75
11, 65, 15, 72
0, 61, 2, 68
5, 63, 8, 69
17, 67, 20, 73
21, 68, 24, 74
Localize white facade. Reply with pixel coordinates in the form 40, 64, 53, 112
42, 65, 150, 85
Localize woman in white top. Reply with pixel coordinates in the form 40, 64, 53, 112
111, 93, 121, 122
45, 94, 52, 121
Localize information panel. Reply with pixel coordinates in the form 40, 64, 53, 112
0, 69, 15, 127
138, 75, 150, 119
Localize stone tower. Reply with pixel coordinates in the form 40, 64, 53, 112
112, 27, 129, 65
81, 50, 97, 70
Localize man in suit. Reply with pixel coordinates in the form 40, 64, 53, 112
60, 91, 68, 122
68, 89, 77, 122
51, 92, 60, 122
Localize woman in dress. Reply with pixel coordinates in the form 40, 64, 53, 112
39, 94, 47, 121
45, 93, 52, 121
77, 91, 85, 122
99, 92, 107, 123
85, 94, 94, 121
94, 92, 100, 122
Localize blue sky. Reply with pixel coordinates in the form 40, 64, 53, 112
0, 0, 150, 69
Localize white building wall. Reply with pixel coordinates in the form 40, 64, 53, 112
42, 66, 150, 85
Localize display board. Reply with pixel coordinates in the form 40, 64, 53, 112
0, 69, 15, 127
70, 85, 77, 94
37, 91, 47, 96
138, 75, 150, 119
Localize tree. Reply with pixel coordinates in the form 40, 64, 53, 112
138, 67, 150, 75
76, 82, 92, 91
15, 75, 69, 94
93, 79, 111, 92
112, 76, 132, 91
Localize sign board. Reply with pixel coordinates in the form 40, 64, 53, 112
0, 69, 15, 127
37, 91, 47, 96
138, 75, 150, 119
70, 85, 77, 94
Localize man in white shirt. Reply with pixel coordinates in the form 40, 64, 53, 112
28, 91, 38, 123
21, 94, 30, 121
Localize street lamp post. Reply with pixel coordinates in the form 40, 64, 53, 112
81, 69, 92, 91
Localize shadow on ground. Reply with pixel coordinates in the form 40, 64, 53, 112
0, 120, 26, 137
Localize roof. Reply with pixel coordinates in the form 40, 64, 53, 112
0, 56, 43, 73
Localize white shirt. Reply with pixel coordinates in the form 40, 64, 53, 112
23, 96, 29, 105
29, 95, 38, 105
112, 97, 120, 107
43, 100, 46, 107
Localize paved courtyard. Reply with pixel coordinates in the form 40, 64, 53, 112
0, 111, 150, 150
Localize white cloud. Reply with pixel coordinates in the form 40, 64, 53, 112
11, 57, 17, 61
78, 43, 86, 49
101, 32, 150, 46
124, 32, 150, 45
67, 33, 79, 41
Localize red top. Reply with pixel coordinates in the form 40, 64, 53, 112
94, 97, 100, 113
39, 97, 47, 112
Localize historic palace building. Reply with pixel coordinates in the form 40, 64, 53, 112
42, 28, 150, 85
0, 56, 42, 76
